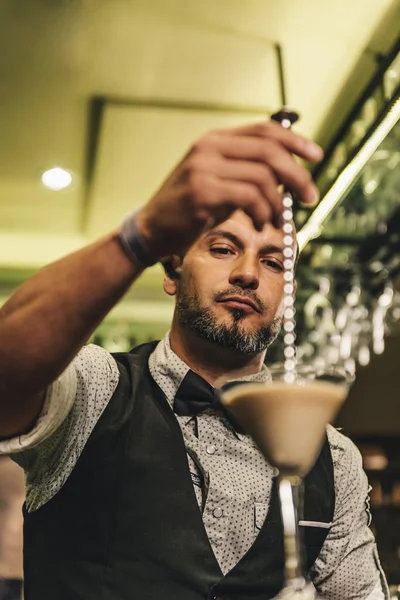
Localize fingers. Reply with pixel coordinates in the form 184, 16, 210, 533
210, 157, 283, 218
191, 135, 319, 209
207, 177, 274, 231
213, 120, 324, 163
188, 168, 273, 229
169, 119, 325, 238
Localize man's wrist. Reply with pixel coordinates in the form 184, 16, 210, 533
119, 210, 158, 269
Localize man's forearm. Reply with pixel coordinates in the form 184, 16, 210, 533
0, 231, 141, 436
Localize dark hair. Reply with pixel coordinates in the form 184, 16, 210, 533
161, 258, 180, 280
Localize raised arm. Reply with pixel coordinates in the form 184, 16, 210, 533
0, 119, 323, 438
0, 232, 140, 438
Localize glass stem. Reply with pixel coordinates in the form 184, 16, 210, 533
278, 475, 306, 589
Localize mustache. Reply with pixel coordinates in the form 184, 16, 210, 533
214, 287, 266, 313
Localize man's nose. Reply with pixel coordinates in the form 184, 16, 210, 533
229, 254, 260, 290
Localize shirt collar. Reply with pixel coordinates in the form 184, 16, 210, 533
148, 331, 271, 409
148, 331, 190, 405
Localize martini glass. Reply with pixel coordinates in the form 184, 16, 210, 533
218, 363, 354, 600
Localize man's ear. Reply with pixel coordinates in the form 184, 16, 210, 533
162, 255, 182, 296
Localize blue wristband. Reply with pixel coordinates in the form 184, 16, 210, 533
119, 211, 158, 269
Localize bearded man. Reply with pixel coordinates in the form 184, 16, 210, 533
0, 120, 387, 600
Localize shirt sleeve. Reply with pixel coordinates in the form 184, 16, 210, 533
312, 426, 389, 600
0, 344, 119, 512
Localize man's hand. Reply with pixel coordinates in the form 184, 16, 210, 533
136, 119, 323, 258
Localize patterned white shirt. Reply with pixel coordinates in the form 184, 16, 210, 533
0, 333, 388, 600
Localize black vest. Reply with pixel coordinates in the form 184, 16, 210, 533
23, 342, 335, 600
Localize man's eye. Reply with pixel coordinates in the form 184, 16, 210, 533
262, 259, 284, 271
210, 247, 234, 255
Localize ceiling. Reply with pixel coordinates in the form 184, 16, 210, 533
0, 0, 398, 264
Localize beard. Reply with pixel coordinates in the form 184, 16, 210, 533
176, 279, 282, 355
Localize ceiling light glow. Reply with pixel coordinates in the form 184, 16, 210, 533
41, 167, 72, 191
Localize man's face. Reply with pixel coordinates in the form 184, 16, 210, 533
167, 210, 295, 355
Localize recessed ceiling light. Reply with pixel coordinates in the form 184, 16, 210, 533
41, 167, 72, 190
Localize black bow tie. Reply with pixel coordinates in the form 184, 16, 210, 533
173, 369, 245, 432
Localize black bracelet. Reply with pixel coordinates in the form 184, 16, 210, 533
119, 211, 158, 269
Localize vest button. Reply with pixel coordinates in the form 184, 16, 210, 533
213, 507, 223, 518
206, 444, 216, 455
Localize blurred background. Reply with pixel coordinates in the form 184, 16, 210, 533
0, 0, 399, 595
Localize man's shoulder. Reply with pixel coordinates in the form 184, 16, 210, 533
74, 343, 116, 368
75, 340, 159, 373
326, 424, 360, 452
326, 424, 363, 475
